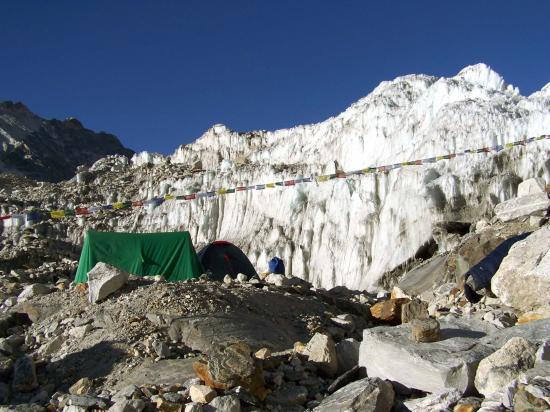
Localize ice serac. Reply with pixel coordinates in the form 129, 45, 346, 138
116, 65, 550, 291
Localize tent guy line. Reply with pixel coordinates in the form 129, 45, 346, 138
1, 134, 548, 224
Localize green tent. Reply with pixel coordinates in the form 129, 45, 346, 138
75, 230, 203, 283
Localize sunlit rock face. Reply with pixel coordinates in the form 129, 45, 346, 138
91, 64, 550, 291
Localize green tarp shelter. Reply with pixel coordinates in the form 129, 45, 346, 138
75, 230, 203, 283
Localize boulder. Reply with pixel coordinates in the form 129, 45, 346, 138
190, 385, 217, 404
474, 336, 537, 397
359, 317, 550, 395
397, 254, 448, 296
264, 274, 287, 287
313, 377, 394, 412
513, 362, 550, 411
327, 365, 366, 394
535, 340, 549, 363
370, 298, 410, 324
492, 226, 550, 312
193, 341, 266, 399
494, 192, 549, 222
206, 394, 241, 411
335, 338, 360, 374
184, 403, 203, 412
87, 262, 130, 304
303, 333, 338, 377
518, 177, 546, 197
37, 335, 65, 357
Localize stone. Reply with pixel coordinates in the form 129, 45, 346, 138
37, 334, 65, 357
411, 318, 440, 342
192, 341, 266, 399
0, 353, 13, 381
474, 336, 537, 396
87, 262, 130, 303
153, 341, 171, 358
236, 273, 247, 283
401, 300, 429, 323
115, 359, 196, 389
190, 385, 217, 403
266, 383, 308, 406
535, 340, 550, 363
303, 333, 338, 377
17, 283, 52, 302
358, 317, 550, 395
517, 309, 550, 324
494, 192, 550, 222
254, 348, 271, 360
223, 275, 232, 285
482, 309, 517, 328
390, 286, 411, 299
154, 397, 183, 412
65, 394, 109, 409
327, 365, 366, 394
518, 177, 546, 197
184, 404, 203, 412
369, 298, 410, 324
206, 394, 241, 411
313, 377, 394, 412
11, 355, 38, 392
69, 377, 93, 395
398, 254, 448, 296
108, 399, 146, 412
335, 338, 360, 375
492, 226, 550, 312
69, 324, 93, 339
264, 274, 287, 287
404, 389, 462, 412
453, 397, 482, 412
330, 314, 355, 331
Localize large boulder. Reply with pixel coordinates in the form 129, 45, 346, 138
359, 317, 550, 395
494, 192, 549, 222
517, 177, 547, 197
335, 338, 360, 374
474, 337, 537, 397
403, 389, 462, 412
313, 377, 394, 412
491, 226, 550, 312
303, 333, 338, 377
87, 263, 130, 304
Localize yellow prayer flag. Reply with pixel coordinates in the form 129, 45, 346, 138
436, 155, 445, 161
164, 195, 175, 201
266, 183, 275, 188
50, 210, 65, 218
217, 189, 227, 195
113, 202, 124, 209
317, 175, 329, 182
505, 143, 514, 148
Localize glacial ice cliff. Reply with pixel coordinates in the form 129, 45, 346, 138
48, 64, 550, 291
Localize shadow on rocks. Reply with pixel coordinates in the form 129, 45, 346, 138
439, 329, 486, 340
45, 341, 127, 391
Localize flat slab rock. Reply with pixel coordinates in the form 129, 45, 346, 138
114, 358, 196, 390
359, 317, 550, 395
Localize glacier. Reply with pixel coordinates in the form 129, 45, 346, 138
15, 63, 550, 292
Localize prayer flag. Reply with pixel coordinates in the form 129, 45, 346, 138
317, 175, 330, 182
256, 184, 265, 190
284, 180, 295, 186
51, 210, 65, 218
75, 207, 89, 215
236, 186, 247, 191
184, 194, 197, 200
164, 195, 174, 200
132, 200, 144, 207
266, 183, 275, 188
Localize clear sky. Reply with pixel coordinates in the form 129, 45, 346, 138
1, 1, 549, 154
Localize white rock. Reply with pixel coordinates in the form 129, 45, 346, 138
236, 273, 248, 283
517, 177, 546, 197
304, 333, 338, 377
207, 394, 241, 412
474, 336, 537, 396
17, 283, 52, 302
494, 192, 550, 222
535, 339, 550, 363
184, 403, 203, 412
265, 273, 287, 287
108, 399, 146, 412
190, 385, 217, 403
403, 389, 462, 412
38, 335, 65, 357
491, 226, 550, 312
69, 324, 93, 339
223, 275, 232, 284
87, 262, 130, 304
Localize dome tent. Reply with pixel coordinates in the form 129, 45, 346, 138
75, 230, 203, 283
197, 240, 257, 281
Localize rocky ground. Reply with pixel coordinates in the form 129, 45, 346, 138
0, 177, 549, 411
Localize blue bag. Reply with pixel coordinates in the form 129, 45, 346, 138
268, 256, 285, 274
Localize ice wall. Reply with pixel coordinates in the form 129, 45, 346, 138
126, 64, 549, 291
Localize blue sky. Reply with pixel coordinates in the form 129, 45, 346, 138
1, 1, 549, 154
